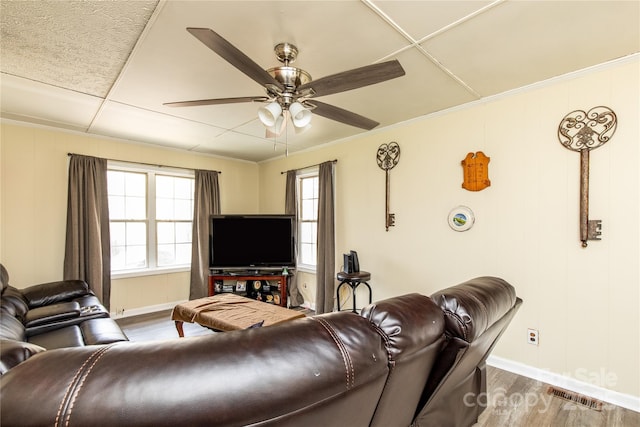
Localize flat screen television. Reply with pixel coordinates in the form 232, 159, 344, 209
209, 214, 295, 271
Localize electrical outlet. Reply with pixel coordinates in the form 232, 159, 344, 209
116, 308, 125, 316
527, 328, 539, 345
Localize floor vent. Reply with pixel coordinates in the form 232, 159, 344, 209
547, 386, 603, 411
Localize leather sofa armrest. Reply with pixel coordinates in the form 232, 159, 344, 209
0, 339, 46, 375
21, 280, 91, 308
24, 302, 81, 328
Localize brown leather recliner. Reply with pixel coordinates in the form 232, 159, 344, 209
412, 276, 523, 427
0, 277, 521, 426
0, 294, 447, 426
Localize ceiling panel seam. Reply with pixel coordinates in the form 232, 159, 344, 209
87, 0, 163, 134
363, 0, 481, 98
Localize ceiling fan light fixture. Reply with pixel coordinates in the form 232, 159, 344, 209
266, 114, 286, 138
258, 101, 282, 127
289, 101, 312, 128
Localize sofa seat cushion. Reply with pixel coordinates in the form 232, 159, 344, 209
24, 302, 81, 328
0, 339, 46, 375
80, 318, 128, 345
28, 326, 85, 349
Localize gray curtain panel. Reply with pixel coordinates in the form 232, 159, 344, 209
285, 170, 304, 307
63, 154, 111, 310
315, 161, 336, 314
190, 170, 220, 299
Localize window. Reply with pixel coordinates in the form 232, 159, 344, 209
297, 171, 318, 270
108, 164, 194, 274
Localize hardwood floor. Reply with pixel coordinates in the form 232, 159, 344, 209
476, 367, 639, 427
116, 311, 639, 427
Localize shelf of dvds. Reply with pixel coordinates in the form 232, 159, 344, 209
208, 273, 290, 307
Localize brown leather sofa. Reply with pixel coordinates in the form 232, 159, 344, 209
0, 264, 129, 374
0, 276, 521, 427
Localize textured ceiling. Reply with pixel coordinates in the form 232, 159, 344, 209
1, 0, 157, 97
1, 0, 639, 162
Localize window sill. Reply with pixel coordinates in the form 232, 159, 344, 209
295, 265, 317, 274
112, 266, 190, 279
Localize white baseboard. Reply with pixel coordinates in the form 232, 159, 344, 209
487, 355, 640, 413
110, 300, 186, 319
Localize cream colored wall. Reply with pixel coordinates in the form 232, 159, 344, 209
0, 124, 259, 312
259, 59, 640, 397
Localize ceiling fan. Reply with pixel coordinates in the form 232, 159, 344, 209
164, 28, 406, 136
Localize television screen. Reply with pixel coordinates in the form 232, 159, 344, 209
209, 215, 295, 270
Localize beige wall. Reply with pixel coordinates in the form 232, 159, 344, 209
0, 125, 259, 312
260, 58, 640, 397
1, 58, 638, 398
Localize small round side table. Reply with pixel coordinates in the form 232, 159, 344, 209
336, 271, 372, 313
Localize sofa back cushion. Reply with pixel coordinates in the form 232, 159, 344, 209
21, 280, 90, 308
361, 293, 445, 427
431, 276, 518, 342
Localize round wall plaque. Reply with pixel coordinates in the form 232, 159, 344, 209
448, 206, 475, 232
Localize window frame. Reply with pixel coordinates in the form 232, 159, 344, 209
296, 168, 319, 273
107, 161, 194, 278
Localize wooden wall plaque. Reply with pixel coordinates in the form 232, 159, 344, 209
461, 151, 491, 191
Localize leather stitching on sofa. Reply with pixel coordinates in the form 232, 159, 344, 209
313, 316, 355, 390
56, 345, 114, 427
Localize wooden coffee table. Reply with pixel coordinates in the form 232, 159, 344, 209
171, 293, 306, 337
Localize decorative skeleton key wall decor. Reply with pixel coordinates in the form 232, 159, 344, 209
557, 106, 617, 247
376, 142, 400, 231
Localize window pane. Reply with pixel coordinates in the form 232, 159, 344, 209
301, 200, 316, 221
309, 223, 317, 244
301, 177, 317, 198
107, 171, 125, 195
157, 222, 175, 244
300, 222, 313, 243
126, 173, 146, 197
126, 222, 146, 246
174, 199, 192, 220
300, 243, 316, 265
111, 246, 125, 270
176, 222, 192, 243
110, 222, 125, 247
157, 243, 175, 266
156, 198, 174, 220
126, 196, 146, 220
125, 245, 147, 268
156, 175, 174, 198
175, 243, 191, 264
108, 195, 125, 219
174, 177, 193, 199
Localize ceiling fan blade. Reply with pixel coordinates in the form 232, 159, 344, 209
310, 100, 379, 130
164, 96, 268, 107
187, 27, 284, 91
298, 59, 405, 98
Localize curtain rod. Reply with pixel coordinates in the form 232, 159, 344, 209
67, 153, 221, 174
280, 159, 338, 174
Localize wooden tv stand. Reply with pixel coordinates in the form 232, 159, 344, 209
208, 272, 290, 307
